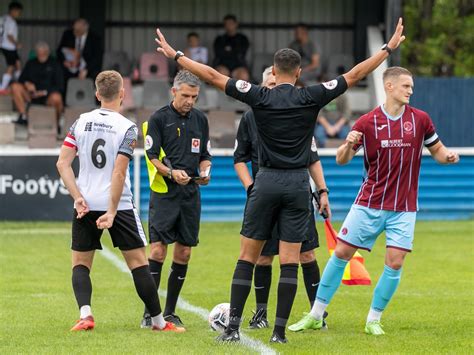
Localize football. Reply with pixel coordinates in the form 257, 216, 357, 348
208, 303, 230, 332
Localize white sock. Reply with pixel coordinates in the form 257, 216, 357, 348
14, 70, 20, 80
367, 308, 383, 323
1, 73, 11, 89
309, 300, 328, 320
151, 313, 166, 329
80, 305, 92, 319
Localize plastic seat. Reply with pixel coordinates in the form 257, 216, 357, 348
28, 105, 57, 148
102, 51, 132, 76
66, 78, 96, 107
142, 80, 171, 109
139, 52, 169, 81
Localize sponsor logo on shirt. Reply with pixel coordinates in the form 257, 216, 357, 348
381, 139, 412, 148
85, 122, 93, 132
191, 138, 200, 153
236, 80, 251, 93
322, 79, 338, 90
145, 135, 153, 150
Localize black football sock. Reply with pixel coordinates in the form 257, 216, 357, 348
132, 265, 161, 317
164, 262, 188, 316
72, 264, 92, 308
254, 265, 272, 312
228, 260, 255, 332
274, 263, 298, 338
301, 260, 321, 308
143, 259, 163, 315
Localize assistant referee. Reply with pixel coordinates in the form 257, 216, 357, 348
141, 70, 211, 330
155, 18, 405, 343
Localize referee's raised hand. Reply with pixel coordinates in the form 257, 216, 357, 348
155, 28, 177, 59
387, 17, 406, 50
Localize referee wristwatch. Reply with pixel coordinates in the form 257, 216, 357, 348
318, 188, 329, 195
174, 50, 184, 61
381, 43, 393, 55
167, 168, 173, 180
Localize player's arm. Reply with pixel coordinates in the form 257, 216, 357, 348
427, 141, 460, 164
343, 18, 405, 88
155, 29, 229, 91
57, 145, 89, 218
336, 130, 362, 165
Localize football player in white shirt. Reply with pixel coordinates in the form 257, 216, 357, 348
0, 1, 22, 91
57, 70, 184, 333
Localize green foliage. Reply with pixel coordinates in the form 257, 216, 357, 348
402, 0, 474, 77
0, 220, 473, 354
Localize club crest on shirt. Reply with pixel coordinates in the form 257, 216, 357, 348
191, 138, 200, 153
311, 137, 318, 152
236, 80, 251, 93
341, 227, 348, 235
322, 79, 338, 90
145, 135, 153, 150
403, 121, 413, 133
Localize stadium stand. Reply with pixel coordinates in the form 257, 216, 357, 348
102, 51, 132, 77
27, 105, 57, 148
65, 78, 96, 107
139, 52, 169, 81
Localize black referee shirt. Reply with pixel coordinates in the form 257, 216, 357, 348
226, 76, 347, 169
145, 103, 211, 178
234, 110, 320, 179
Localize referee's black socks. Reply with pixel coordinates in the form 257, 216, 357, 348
301, 260, 321, 308
132, 265, 161, 317
164, 262, 188, 316
228, 260, 255, 332
72, 264, 92, 309
274, 263, 299, 338
254, 265, 272, 312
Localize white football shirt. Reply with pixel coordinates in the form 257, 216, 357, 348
0, 15, 18, 50
63, 108, 138, 211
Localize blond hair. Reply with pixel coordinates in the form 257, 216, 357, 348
95, 70, 123, 102
383, 66, 412, 82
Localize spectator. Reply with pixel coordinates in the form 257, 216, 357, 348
184, 32, 208, 64
11, 42, 63, 125
289, 23, 321, 84
315, 94, 351, 147
56, 18, 103, 84
213, 14, 250, 81
0, 1, 23, 92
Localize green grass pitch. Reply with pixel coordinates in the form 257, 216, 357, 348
0, 220, 473, 354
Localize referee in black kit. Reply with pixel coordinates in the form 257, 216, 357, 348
141, 70, 211, 330
234, 66, 330, 330
155, 18, 405, 343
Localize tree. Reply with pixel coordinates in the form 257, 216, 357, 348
402, 0, 474, 77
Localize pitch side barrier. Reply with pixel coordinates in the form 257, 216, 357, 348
0, 148, 473, 221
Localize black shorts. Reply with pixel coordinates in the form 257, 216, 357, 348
1, 48, 19, 66
148, 183, 201, 247
71, 209, 147, 251
260, 202, 319, 256
241, 168, 311, 243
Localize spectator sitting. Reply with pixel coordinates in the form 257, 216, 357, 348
0, 1, 23, 92
315, 94, 351, 148
56, 18, 103, 84
11, 41, 63, 125
289, 23, 321, 84
213, 14, 250, 81
184, 32, 208, 64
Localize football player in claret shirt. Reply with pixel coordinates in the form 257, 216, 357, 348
289, 66, 459, 335
57, 70, 184, 333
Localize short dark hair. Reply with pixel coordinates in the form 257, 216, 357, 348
273, 48, 301, 74
8, 2, 23, 11
223, 14, 237, 22
187, 32, 199, 39
295, 23, 309, 30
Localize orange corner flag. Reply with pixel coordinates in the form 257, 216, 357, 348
324, 219, 371, 286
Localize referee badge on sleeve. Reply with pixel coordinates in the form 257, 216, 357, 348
311, 137, 318, 152
145, 135, 153, 150
191, 138, 200, 153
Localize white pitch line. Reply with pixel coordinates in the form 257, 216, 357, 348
100, 246, 276, 355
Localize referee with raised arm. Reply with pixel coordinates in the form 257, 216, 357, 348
234, 67, 330, 332
154, 19, 405, 343
141, 70, 211, 330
